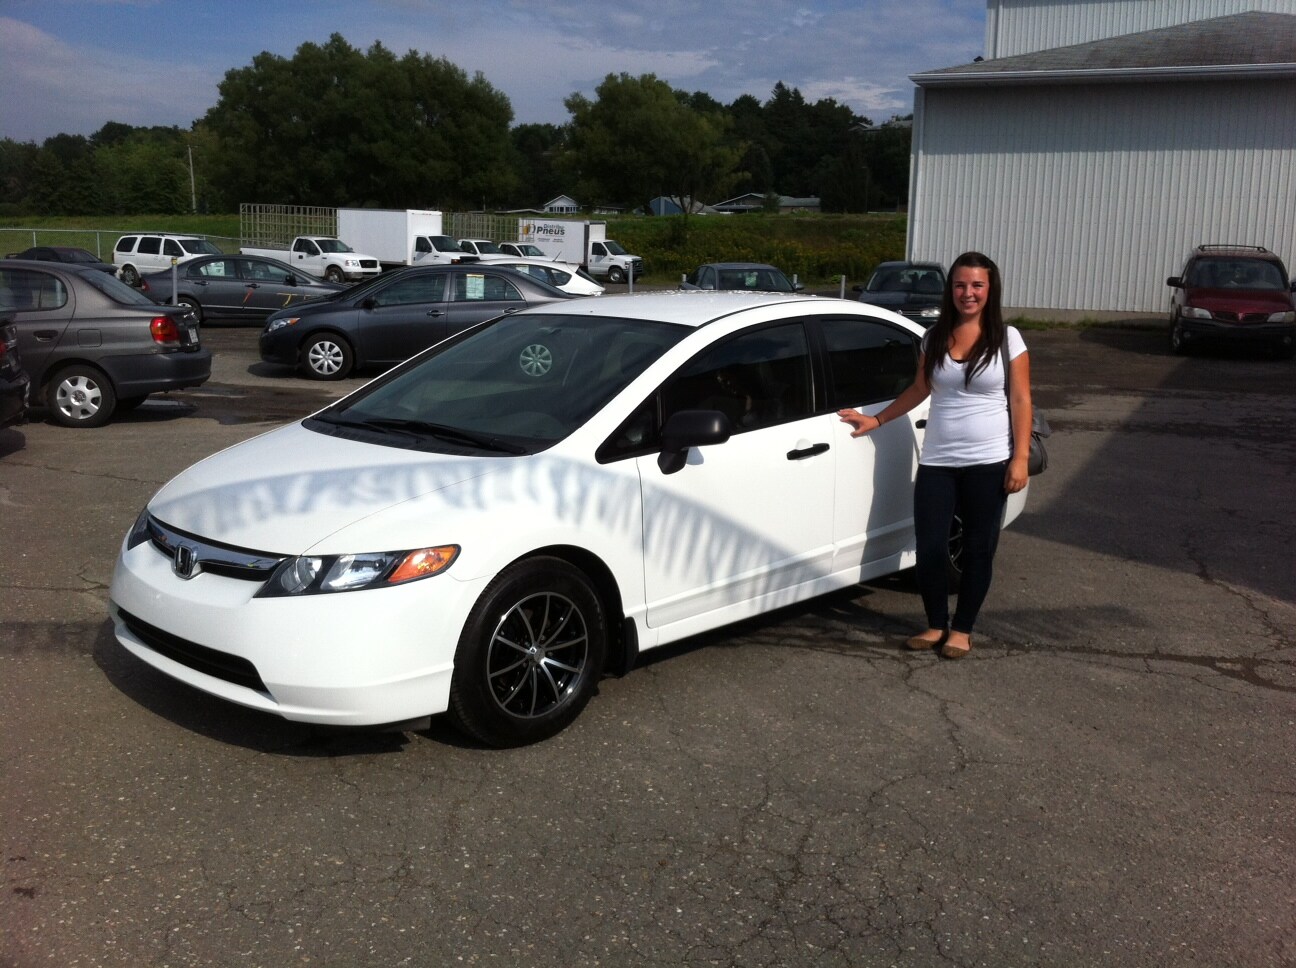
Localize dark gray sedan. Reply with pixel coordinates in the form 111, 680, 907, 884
139, 254, 343, 324
6, 246, 117, 274
259, 263, 573, 380
854, 261, 946, 326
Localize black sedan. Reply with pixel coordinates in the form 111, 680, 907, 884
7, 246, 117, 274
854, 261, 946, 326
139, 254, 343, 324
259, 263, 573, 379
0, 259, 210, 427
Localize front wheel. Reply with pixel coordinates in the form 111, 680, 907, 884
1169, 317, 1188, 356
47, 364, 116, 428
448, 557, 607, 747
120, 265, 140, 287
300, 332, 354, 380
607, 265, 625, 284
324, 265, 344, 284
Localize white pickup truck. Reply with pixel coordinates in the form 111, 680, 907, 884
240, 236, 382, 284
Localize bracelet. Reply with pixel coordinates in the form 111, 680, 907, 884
875, 413, 885, 425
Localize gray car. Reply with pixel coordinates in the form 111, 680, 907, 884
138, 254, 343, 324
854, 261, 946, 326
0, 259, 211, 427
682, 262, 802, 293
258, 263, 573, 380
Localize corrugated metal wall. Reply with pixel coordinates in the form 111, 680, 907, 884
908, 79, 1296, 313
987, 0, 1296, 58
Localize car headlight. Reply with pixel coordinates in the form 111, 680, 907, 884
1267, 310, 1296, 323
915, 305, 940, 318
344, 258, 359, 267
256, 546, 460, 597
266, 316, 300, 333
1182, 306, 1212, 320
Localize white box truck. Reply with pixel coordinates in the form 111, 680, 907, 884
336, 208, 471, 270
517, 219, 643, 283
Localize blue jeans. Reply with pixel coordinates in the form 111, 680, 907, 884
913, 462, 1008, 635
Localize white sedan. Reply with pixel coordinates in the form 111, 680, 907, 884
490, 257, 604, 296
109, 292, 1026, 746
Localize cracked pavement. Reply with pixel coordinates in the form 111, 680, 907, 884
1, 325, 1293, 967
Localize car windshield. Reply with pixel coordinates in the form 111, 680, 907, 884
181, 239, 223, 256
716, 267, 795, 293
517, 244, 544, 257
470, 240, 504, 254
81, 268, 162, 306
431, 236, 465, 253
315, 239, 354, 254
310, 313, 689, 452
603, 240, 628, 256
64, 249, 101, 264
865, 266, 945, 295
1189, 258, 1286, 291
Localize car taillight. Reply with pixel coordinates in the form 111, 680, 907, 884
150, 316, 181, 345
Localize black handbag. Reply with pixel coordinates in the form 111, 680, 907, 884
1001, 342, 1050, 475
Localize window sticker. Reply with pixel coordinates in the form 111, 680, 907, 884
466, 274, 485, 300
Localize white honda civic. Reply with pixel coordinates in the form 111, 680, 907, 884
109, 291, 1026, 746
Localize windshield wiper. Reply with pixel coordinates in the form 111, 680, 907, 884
337, 416, 527, 454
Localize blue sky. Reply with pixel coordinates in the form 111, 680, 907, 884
0, 0, 987, 143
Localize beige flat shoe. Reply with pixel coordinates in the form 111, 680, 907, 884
905, 633, 944, 651
940, 640, 971, 659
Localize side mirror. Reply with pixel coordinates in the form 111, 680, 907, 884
362, 297, 377, 310
793, 282, 805, 292
1166, 276, 1183, 288
851, 284, 864, 293
657, 410, 731, 475
285, 274, 298, 285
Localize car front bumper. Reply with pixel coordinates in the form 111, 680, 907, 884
109, 530, 488, 726
1177, 317, 1296, 345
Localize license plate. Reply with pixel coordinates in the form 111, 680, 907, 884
188, 326, 199, 343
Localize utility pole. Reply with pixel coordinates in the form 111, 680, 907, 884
188, 143, 197, 214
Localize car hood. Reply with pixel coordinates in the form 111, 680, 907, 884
1185, 286, 1294, 314
147, 421, 503, 555
860, 291, 940, 308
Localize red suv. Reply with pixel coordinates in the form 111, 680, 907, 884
1166, 245, 1296, 358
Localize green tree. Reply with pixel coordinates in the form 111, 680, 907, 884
510, 123, 567, 208
202, 34, 517, 209
561, 73, 742, 215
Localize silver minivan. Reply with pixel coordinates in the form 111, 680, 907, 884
113, 234, 223, 286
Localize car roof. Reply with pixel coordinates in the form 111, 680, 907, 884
698, 262, 784, 271
1188, 244, 1283, 263
517, 289, 845, 328
0, 257, 99, 276
870, 260, 944, 271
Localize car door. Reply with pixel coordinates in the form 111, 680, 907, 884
235, 258, 302, 317
444, 270, 526, 336
185, 258, 245, 316
356, 271, 450, 364
633, 321, 834, 630
0, 265, 75, 384
817, 314, 926, 570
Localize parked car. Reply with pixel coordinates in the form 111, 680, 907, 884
682, 263, 802, 293
109, 290, 1028, 746
853, 261, 946, 326
0, 316, 31, 430
498, 242, 551, 259
138, 254, 343, 323
6, 246, 116, 274
113, 234, 224, 286
258, 263, 572, 380
0, 259, 211, 427
1166, 244, 1296, 357
491, 258, 604, 296
456, 239, 511, 262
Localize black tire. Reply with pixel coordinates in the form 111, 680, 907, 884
1274, 341, 1294, 361
300, 332, 354, 380
1169, 317, 1188, 356
120, 265, 140, 287
177, 296, 202, 323
448, 557, 607, 747
116, 394, 149, 412
607, 265, 625, 284
324, 265, 344, 284
46, 364, 116, 428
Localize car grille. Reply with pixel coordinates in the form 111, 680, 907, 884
141, 514, 284, 582
359, 259, 379, 270
116, 606, 268, 693
1213, 311, 1271, 324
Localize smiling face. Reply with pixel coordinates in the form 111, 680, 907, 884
951, 265, 991, 324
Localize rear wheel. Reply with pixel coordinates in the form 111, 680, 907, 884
177, 296, 202, 323
448, 557, 607, 747
47, 364, 116, 428
301, 333, 354, 380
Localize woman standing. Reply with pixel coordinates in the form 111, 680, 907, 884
838, 251, 1032, 659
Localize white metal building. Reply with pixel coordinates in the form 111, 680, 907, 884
907, 4, 1296, 316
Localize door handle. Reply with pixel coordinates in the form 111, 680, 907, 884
245, 283, 260, 289
426, 310, 444, 317
33, 330, 58, 341
503, 307, 520, 314
786, 442, 830, 460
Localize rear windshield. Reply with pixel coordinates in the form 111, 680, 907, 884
81, 268, 160, 306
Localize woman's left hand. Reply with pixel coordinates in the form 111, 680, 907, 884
1005, 456, 1029, 493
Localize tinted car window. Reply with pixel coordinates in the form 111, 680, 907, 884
0, 268, 69, 311
115, 236, 138, 253
373, 273, 447, 306
1189, 258, 1286, 290
80, 267, 161, 306
821, 316, 919, 407
181, 239, 221, 256
137, 237, 161, 255
163, 239, 184, 258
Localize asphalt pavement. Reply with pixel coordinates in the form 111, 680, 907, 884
1, 321, 1293, 967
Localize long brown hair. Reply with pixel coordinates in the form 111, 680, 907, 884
922, 251, 1006, 388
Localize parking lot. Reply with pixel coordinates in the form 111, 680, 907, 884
2, 322, 1294, 967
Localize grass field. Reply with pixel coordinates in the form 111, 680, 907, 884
0, 212, 908, 287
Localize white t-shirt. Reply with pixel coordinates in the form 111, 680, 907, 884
920, 326, 1027, 467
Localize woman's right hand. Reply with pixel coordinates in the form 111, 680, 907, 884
838, 409, 881, 438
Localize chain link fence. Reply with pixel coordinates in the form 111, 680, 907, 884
1, 227, 240, 258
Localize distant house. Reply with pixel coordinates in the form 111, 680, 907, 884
646, 196, 712, 216
712, 193, 821, 215
542, 195, 580, 214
